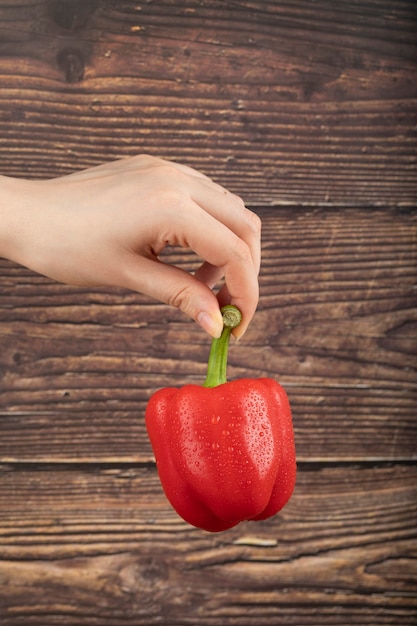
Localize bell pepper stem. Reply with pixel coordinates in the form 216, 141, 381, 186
203, 305, 242, 388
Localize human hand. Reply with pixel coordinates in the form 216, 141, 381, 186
1, 155, 261, 338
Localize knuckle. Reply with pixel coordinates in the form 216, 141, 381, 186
132, 153, 157, 168
163, 187, 185, 207
231, 235, 252, 264
138, 155, 179, 179
155, 185, 187, 214
226, 193, 262, 235
244, 208, 262, 234
166, 282, 194, 313
158, 162, 177, 177
230, 192, 246, 207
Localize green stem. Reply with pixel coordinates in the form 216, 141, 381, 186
203, 305, 242, 388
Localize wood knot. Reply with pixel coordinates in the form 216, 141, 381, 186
48, 0, 99, 31
57, 47, 85, 83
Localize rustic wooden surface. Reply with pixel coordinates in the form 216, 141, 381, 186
0, 1, 416, 625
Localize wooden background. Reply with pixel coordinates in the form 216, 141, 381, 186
0, 1, 416, 624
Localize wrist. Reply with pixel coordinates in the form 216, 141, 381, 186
0, 175, 45, 268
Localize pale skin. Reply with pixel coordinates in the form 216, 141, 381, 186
0, 155, 261, 339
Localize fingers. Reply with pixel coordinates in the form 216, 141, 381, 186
134, 160, 261, 337
161, 198, 260, 338
121, 254, 224, 338
194, 262, 224, 290
120, 193, 259, 337
194, 184, 262, 275
187, 183, 261, 337
134, 156, 261, 277
61, 155, 261, 337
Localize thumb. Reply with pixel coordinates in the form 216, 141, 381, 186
121, 254, 224, 338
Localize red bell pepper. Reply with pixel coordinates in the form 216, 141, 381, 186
145, 305, 296, 532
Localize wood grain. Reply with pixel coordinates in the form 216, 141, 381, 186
0, 0, 416, 204
1, 463, 416, 626
1, 207, 415, 462
0, 2, 416, 624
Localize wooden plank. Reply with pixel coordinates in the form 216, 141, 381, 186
1, 207, 416, 462
0, 0, 415, 205
1, 3, 416, 625
0, 463, 416, 625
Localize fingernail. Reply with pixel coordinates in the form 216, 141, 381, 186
197, 311, 222, 338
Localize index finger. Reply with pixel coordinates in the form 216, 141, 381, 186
183, 202, 260, 337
